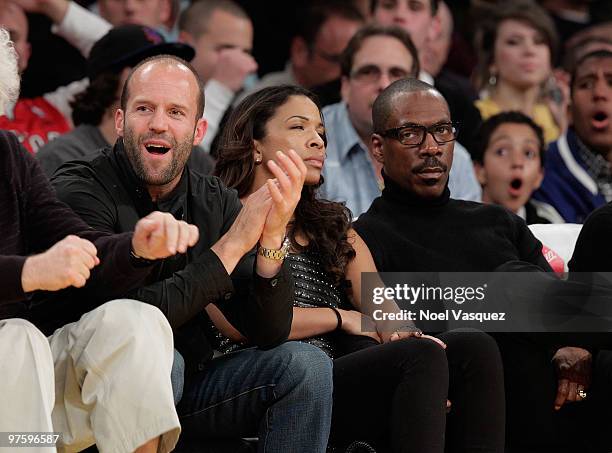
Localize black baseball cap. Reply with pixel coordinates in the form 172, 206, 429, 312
87, 24, 195, 80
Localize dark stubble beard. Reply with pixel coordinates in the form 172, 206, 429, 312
123, 124, 194, 186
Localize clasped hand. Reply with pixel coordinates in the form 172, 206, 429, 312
21, 212, 199, 292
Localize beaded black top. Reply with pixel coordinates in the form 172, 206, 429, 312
209, 251, 348, 359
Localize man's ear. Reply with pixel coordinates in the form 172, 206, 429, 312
473, 161, 487, 186
193, 118, 208, 146
115, 109, 125, 137
372, 134, 385, 163
291, 36, 309, 69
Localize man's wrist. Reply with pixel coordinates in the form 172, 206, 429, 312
212, 233, 248, 266
129, 246, 156, 266
21, 255, 40, 293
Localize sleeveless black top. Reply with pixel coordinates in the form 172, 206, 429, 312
209, 250, 348, 359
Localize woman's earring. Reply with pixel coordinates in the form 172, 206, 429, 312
488, 72, 497, 86
254, 157, 262, 165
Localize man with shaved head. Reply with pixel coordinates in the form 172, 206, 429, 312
371, 0, 483, 151
0, 26, 203, 453
354, 78, 612, 452
50, 54, 334, 451
351, 78, 507, 452
319, 25, 481, 218
358, 77, 549, 270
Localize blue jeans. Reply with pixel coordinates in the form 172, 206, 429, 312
171, 349, 185, 405
177, 341, 333, 453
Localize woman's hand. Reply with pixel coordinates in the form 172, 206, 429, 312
260, 150, 307, 247
379, 327, 446, 349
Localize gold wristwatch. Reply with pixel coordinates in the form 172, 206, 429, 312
257, 236, 290, 261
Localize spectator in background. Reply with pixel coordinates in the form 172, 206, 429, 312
422, 1, 477, 100
563, 17, 612, 71
421, 0, 450, 78
244, 1, 363, 93
0, 0, 159, 153
372, 0, 440, 56
320, 24, 481, 217
15, 0, 176, 101
179, 0, 257, 152
473, 111, 563, 224
540, 0, 591, 44
95, 0, 173, 30
16, 0, 253, 156
0, 1, 74, 151
534, 50, 612, 223
372, 0, 483, 154
474, 0, 566, 145
36, 25, 213, 177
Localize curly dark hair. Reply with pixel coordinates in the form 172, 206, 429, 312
71, 71, 121, 127
214, 85, 355, 285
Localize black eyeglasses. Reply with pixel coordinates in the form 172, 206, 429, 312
378, 122, 459, 146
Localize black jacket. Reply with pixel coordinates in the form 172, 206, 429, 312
36, 141, 293, 374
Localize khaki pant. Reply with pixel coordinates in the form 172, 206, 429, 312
0, 300, 180, 453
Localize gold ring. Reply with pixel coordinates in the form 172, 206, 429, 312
577, 388, 587, 399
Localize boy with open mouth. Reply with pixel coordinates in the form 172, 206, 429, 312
474, 111, 563, 224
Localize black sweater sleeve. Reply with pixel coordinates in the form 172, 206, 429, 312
126, 184, 293, 348
53, 165, 292, 347
569, 204, 612, 273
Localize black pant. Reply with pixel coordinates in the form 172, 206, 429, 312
496, 333, 612, 452
330, 329, 505, 453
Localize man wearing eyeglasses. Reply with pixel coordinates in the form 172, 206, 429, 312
354, 77, 612, 453
320, 24, 481, 217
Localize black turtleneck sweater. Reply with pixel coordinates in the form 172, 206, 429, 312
353, 174, 551, 273
354, 175, 612, 358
